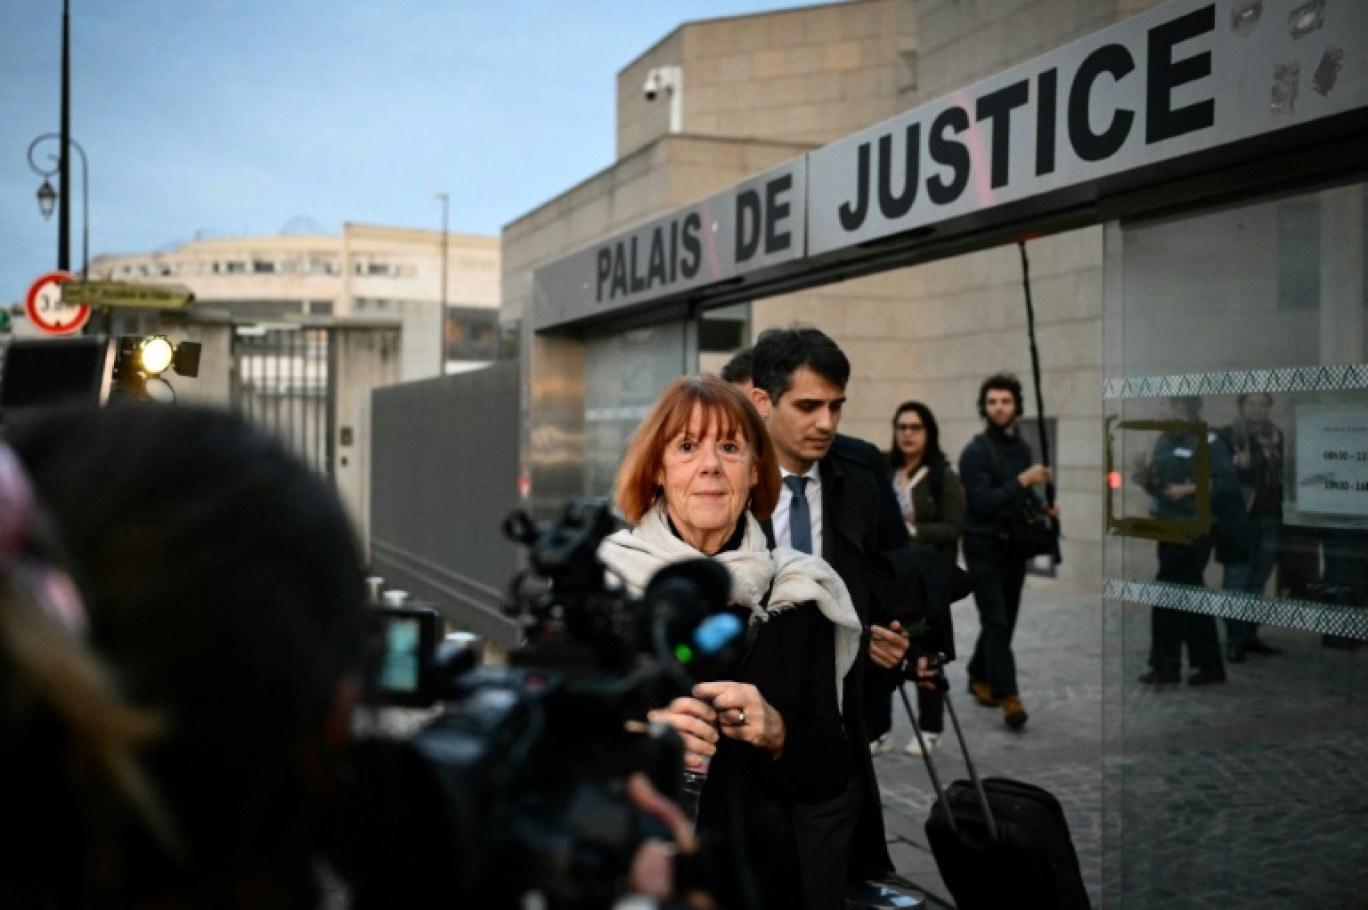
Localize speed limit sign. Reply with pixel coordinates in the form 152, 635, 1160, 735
25, 270, 90, 335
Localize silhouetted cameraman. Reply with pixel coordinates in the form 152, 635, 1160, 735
0, 404, 704, 909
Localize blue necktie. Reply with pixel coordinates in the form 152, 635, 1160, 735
784, 474, 812, 554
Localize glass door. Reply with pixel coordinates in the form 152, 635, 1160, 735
1101, 182, 1368, 906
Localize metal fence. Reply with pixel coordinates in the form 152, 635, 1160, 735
369, 360, 522, 647
230, 325, 334, 479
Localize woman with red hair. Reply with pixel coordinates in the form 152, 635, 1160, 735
600, 374, 861, 910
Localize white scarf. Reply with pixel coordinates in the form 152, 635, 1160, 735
598, 501, 862, 712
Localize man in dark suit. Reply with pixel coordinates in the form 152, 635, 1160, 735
741, 327, 915, 905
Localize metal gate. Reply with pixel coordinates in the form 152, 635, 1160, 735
230, 324, 335, 479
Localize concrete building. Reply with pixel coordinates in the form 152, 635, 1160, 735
85, 222, 500, 554
90, 221, 502, 379
502, 0, 1156, 587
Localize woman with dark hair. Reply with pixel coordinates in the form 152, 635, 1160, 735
600, 374, 863, 910
883, 401, 964, 756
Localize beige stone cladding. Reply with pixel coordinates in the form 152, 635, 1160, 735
915, 0, 1161, 103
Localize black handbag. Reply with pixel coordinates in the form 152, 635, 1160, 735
982, 433, 1061, 562
1000, 502, 1060, 560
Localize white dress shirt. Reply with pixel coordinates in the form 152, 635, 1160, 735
773, 462, 823, 555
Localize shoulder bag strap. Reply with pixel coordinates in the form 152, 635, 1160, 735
980, 432, 1006, 487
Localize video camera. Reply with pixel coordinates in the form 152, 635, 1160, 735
331, 498, 744, 909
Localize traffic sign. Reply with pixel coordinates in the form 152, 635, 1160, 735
60, 280, 194, 310
25, 271, 90, 335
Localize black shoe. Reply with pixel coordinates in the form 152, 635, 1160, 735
1244, 638, 1282, 656
1138, 667, 1180, 685
1188, 667, 1227, 686
1226, 643, 1246, 663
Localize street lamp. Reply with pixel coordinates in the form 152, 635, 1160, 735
436, 192, 449, 376
36, 180, 57, 219
28, 133, 89, 279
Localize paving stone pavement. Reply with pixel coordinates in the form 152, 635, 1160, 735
869, 575, 1368, 909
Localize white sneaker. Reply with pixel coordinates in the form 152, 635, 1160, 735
904, 732, 942, 756
870, 733, 894, 756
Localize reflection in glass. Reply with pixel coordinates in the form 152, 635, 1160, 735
1103, 181, 1367, 906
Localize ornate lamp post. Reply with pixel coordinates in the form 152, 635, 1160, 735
28, 0, 86, 279
28, 133, 89, 279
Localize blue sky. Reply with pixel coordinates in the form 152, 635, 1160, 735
0, 1, 825, 305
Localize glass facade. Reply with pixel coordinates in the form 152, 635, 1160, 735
1102, 181, 1368, 906
582, 304, 752, 500
583, 321, 691, 499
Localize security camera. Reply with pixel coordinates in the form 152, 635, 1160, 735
641, 66, 683, 132
643, 70, 666, 102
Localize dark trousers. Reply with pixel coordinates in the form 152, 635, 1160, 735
1223, 515, 1281, 645
792, 776, 860, 910
1151, 537, 1223, 671
964, 534, 1026, 699
870, 683, 944, 737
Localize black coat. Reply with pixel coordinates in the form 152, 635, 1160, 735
761, 435, 971, 888
822, 437, 972, 880
960, 426, 1034, 539
697, 599, 853, 909
817, 437, 899, 884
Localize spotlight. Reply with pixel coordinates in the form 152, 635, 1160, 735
111, 335, 202, 402
136, 336, 175, 375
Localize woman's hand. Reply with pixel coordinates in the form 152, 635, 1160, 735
647, 696, 719, 761
691, 680, 786, 758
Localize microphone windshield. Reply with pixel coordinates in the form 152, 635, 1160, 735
642, 558, 732, 620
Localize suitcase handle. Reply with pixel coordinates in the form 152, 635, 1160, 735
897, 658, 1000, 842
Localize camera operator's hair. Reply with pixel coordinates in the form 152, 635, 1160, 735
5, 403, 366, 900
977, 372, 1024, 420
615, 374, 781, 522
750, 325, 850, 404
0, 443, 175, 903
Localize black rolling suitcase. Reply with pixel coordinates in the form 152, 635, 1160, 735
898, 680, 1090, 909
